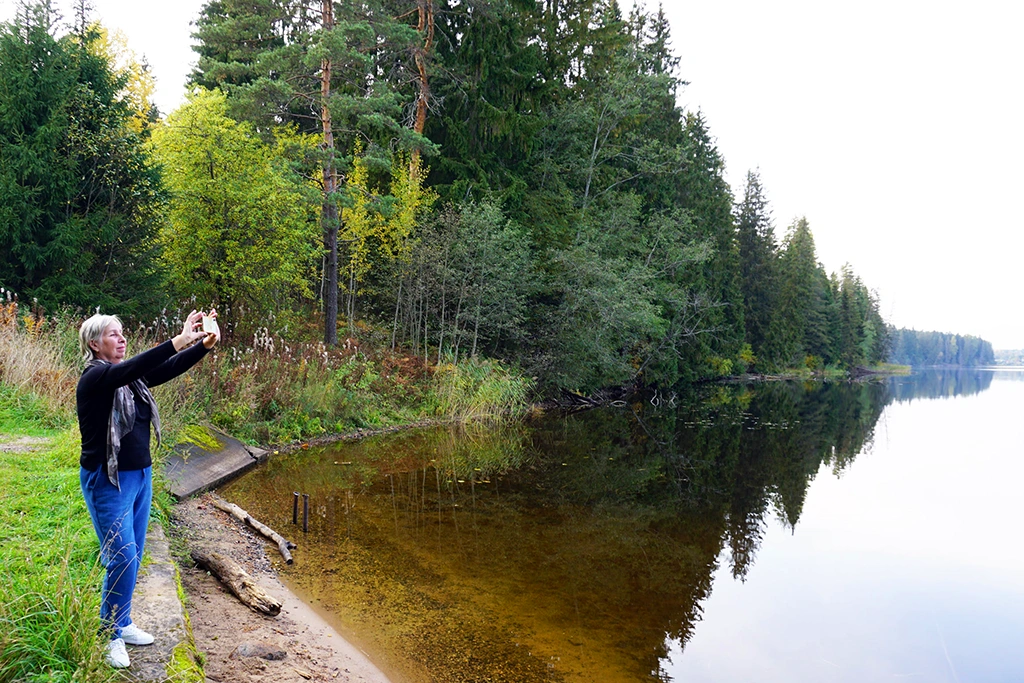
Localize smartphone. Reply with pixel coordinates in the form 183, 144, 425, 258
202, 314, 220, 335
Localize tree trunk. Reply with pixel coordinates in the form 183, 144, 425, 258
348, 262, 356, 336
414, 289, 421, 356
423, 288, 430, 365
321, 0, 338, 346
411, 0, 434, 173
470, 233, 489, 358
451, 284, 465, 364
391, 278, 402, 351
210, 495, 296, 565
323, 201, 338, 345
471, 297, 481, 358
190, 548, 282, 616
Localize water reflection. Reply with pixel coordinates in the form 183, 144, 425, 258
989, 367, 1024, 381
888, 367, 994, 401
220, 370, 1010, 682
661, 369, 1024, 682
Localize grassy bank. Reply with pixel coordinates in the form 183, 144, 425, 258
728, 362, 912, 383
0, 300, 533, 446
861, 363, 912, 375
0, 300, 530, 679
0, 303, 114, 680
0, 396, 112, 681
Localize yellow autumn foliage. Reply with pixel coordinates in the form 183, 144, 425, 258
341, 147, 436, 295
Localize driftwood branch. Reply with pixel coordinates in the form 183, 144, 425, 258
191, 548, 282, 616
211, 495, 296, 564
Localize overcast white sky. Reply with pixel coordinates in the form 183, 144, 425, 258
3, 0, 1021, 349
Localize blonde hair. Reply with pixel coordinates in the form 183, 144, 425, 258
79, 314, 122, 363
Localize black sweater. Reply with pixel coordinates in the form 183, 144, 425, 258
77, 339, 210, 473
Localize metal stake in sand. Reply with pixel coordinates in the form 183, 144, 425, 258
292, 491, 299, 525
302, 493, 310, 533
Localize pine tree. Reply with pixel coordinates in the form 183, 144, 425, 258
424, 0, 552, 205
836, 265, 866, 368
191, 0, 431, 343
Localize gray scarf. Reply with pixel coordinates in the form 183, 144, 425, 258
85, 359, 162, 489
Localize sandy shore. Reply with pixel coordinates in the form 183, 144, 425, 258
172, 495, 393, 683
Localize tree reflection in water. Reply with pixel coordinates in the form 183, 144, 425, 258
221, 371, 988, 683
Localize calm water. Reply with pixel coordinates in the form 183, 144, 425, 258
221, 369, 1024, 682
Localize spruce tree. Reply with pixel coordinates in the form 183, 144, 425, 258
0, 3, 162, 315
735, 170, 779, 368
777, 217, 827, 367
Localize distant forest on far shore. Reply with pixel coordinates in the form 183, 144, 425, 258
993, 350, 1024, 366
888, 328, 994, 367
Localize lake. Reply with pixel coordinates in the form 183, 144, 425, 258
220, 369, 1024, 682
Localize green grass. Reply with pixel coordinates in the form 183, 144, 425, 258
0, 385, 72, 437
1, 302, 532, 449
0, 419, 115, 682
428, 357, 533, 421
867, 363, 912, 375
165, 564, 204, 683
197, 347, 530, 446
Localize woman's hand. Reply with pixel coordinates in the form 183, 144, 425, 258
203, 309, 220, 349
172, 310, 207, 351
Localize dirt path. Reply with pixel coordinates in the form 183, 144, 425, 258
0, 434, 51, 452
171, 495, 392, 683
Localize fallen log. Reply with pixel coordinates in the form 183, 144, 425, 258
191, 548, 282, 616
210, 495, 296, 564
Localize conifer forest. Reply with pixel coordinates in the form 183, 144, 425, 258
1, 0, 898, 393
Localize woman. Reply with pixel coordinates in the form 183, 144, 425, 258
77, 309, 218, 668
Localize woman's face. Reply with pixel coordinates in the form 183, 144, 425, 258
92, 322, 126, 363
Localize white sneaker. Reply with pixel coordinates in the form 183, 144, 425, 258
121, 622, 155, 646
105, 638, 130, 668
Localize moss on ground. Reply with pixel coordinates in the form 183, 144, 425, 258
164, 562, 205, 682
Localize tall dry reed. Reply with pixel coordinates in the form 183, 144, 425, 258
0, 297, 77, 426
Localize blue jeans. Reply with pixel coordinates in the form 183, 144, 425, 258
80, 466, 152, 640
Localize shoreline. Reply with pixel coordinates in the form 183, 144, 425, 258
271, 418, 450, 454
262, 572, 394, 683
168, 418, 473, 682
171, 494, 395, 683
